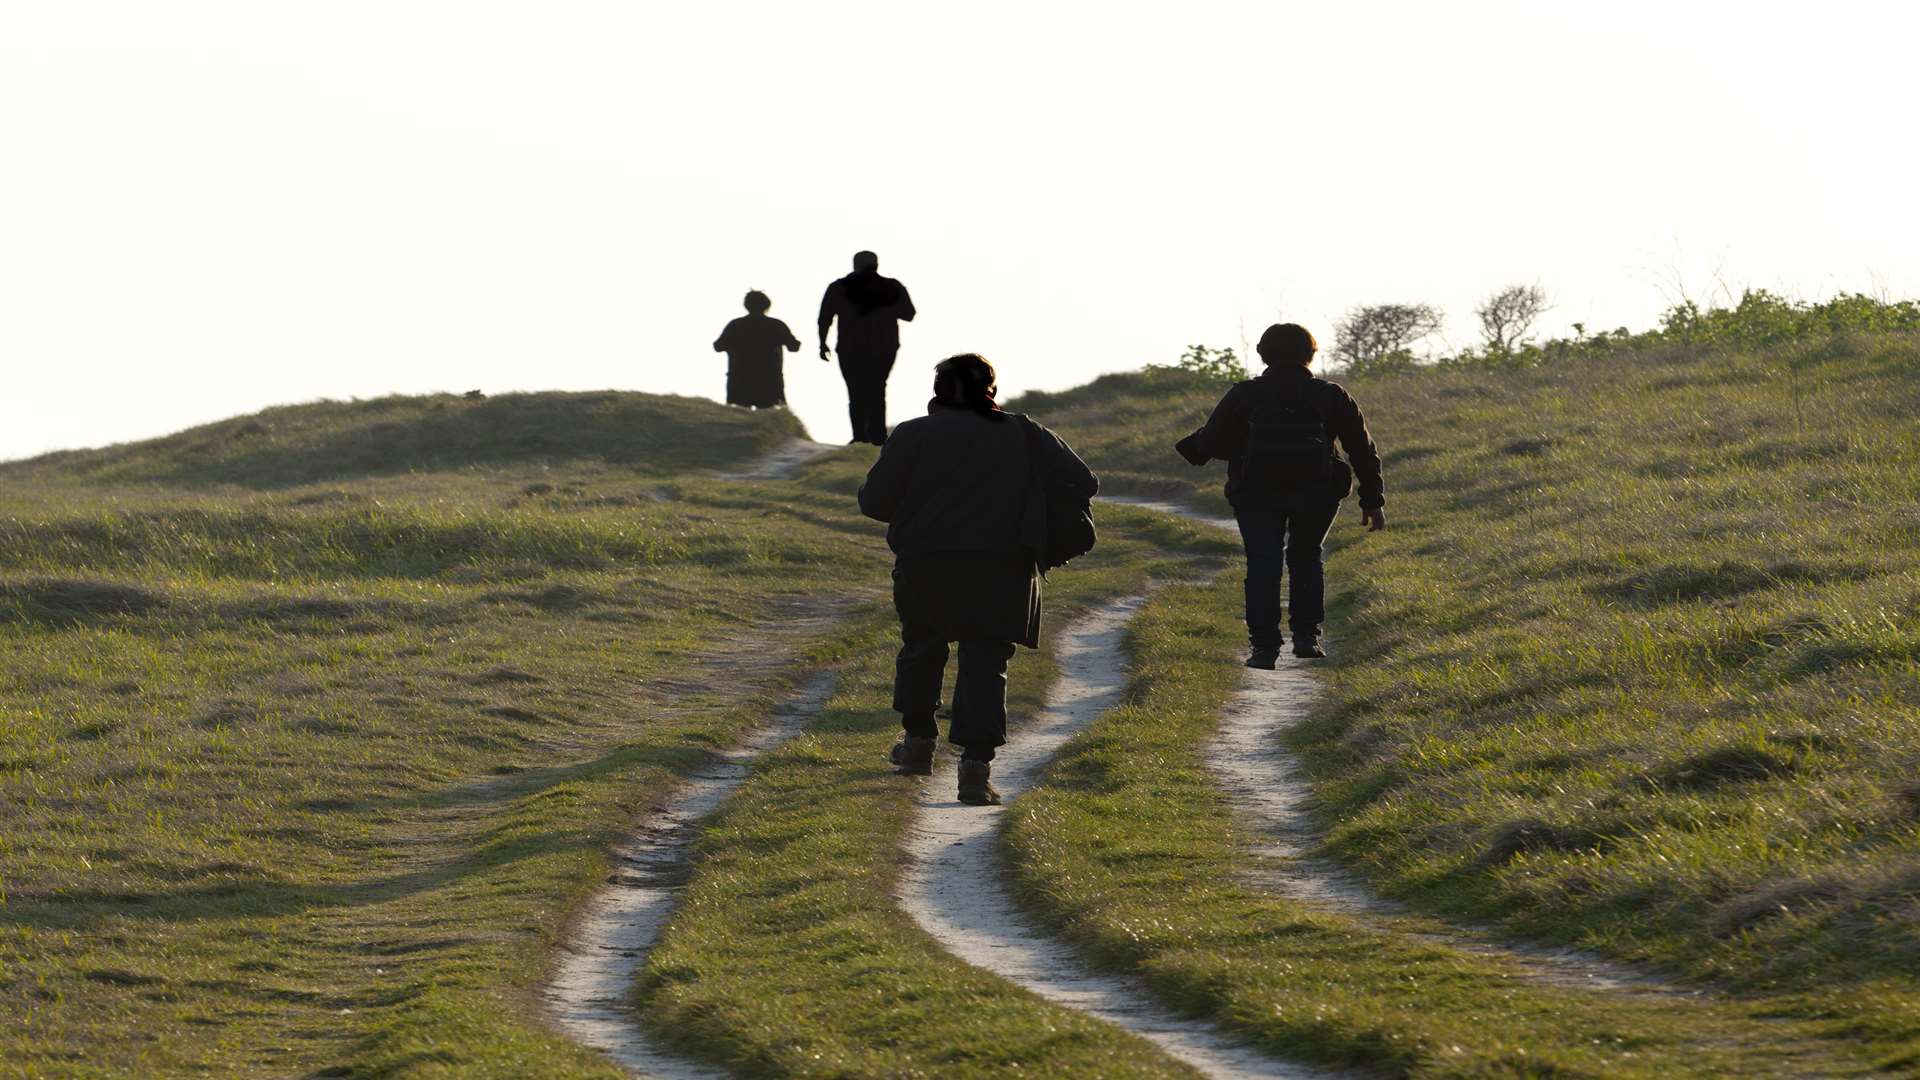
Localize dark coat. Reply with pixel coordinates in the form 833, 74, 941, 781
858, 404, 1097, 647
818, 272, 916, 357
1176, 365, 1386, 510
713, 314, 801, 408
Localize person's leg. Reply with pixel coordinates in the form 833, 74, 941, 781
835, 355, 861, 442
893, 627, 947, 738
1283, 495, 1341, 645
1235, 509, 1287, 650
869, 348, 898, 443
948, 638, 1015, 762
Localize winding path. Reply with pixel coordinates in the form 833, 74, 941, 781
542, 439, 851, 1076
1107, 497, 1688, 996
543, 671, 838, 1079
900, 597, 1336, 1079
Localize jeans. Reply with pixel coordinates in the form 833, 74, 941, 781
839, 348, 897, 444
1235, 490, 1340, 648
894, 636, 1016, 762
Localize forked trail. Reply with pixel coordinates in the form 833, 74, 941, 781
900, 597, 1336, 1079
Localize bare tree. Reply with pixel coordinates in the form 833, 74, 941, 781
1476, 284, 1550, 355
1332, 303, 1444, 374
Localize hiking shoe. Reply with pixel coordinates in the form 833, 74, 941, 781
1245, 645, 1281, 670
957, 760, 1001, 805
889, 735, 935, 776
1293, 639, 1327, 659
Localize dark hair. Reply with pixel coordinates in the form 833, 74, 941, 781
1256, 323, 1318, 366
742, 290, 771, 314
932, 353, 1003, 420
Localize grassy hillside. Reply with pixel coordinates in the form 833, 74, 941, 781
2, 390, 801, 488
1018, 330, 1920, 1062
0, 392, 864, 1077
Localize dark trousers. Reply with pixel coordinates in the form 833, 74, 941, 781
894, 635, 1016, 762
1235, 491, 1340, 648
838, 348, 897, 444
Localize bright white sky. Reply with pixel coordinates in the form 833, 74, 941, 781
3, 1, 1915, 458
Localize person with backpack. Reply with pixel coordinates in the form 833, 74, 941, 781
1175, 323, 1385, 667
858, 353, 1098, 805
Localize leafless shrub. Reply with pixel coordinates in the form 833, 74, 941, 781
1331, 303, 1444, 375
1477, 284, 1550, 355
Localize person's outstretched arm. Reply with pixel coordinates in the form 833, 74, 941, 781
1175, 384, 1249, 465
894, 284, 916, 323
1327, 387, 1387, 530
778, 319, 801, 352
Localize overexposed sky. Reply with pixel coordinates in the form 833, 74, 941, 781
3, 1, 1915, 457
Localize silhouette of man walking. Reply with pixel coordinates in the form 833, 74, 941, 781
819, 250, 915, 445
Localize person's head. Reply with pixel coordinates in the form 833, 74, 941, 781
852, 250, 879, 272
742, 289, 771, 314
932, 353, 1001, 418
1256, 323, 1318, 368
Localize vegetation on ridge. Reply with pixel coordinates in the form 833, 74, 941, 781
1020, 317, 1920, 1070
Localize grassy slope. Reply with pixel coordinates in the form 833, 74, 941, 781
1012, 332, 1920, 1070
0, 392, 861, 1078
636, 455, 1244, 1079
0, 390, 801, 488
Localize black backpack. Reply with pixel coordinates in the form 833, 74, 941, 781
1018, 416, 1096, 572
1243, 379, 1334, 491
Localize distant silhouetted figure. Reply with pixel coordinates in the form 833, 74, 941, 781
819, 251, 915, 444
1176, 323, 1386, 667
859, 354, 1097, 805
713, 290, 801, 409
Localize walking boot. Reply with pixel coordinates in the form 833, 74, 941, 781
889, 735, 935, 775
957, 760, 1001, 806
1245, 645, 1281, 670
1292, 638, 1327, 659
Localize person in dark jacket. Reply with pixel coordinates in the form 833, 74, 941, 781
712, 290, 801, 408
820, 250, 916, 445
858, 353, 1097, 805
1175, 323, 1385, 667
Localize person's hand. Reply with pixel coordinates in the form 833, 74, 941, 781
1361, 506, 1386, 532
818, 343, 831, 361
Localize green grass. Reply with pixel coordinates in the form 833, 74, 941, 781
0, 393, 874, 1077
1013, 330, 1920, 1071
634, 500, 1240, 1078
1002, 576, 1876, 1076
0, 389, 799, 488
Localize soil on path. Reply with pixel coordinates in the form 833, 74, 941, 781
900, 596, 1339, 1080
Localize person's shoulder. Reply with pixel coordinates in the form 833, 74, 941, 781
888, 414, 935, 438
1310, 374, 1358, 401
